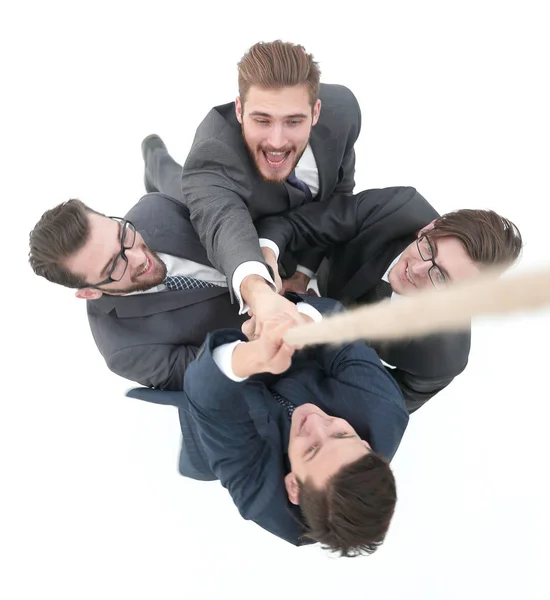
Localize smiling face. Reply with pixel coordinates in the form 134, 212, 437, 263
64, 213, 167, 298
285, 403, 371, 503
236, 84, 321, 183
388, 223, 481, 296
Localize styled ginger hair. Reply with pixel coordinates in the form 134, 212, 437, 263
237, 40, 321, 107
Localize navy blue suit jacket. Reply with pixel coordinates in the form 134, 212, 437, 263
128, 298, 409, 546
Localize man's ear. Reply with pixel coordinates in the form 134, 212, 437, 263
312, 99, 321, 126
417, 218, 438, 237
235, 97, 243, 124
75, 288, 103, 300
284, 472, 300, 505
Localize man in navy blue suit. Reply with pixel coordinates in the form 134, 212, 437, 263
129, 296, 408, 556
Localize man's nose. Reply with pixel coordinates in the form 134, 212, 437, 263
305, 415, 331, 436
267, 125, 287, 149
410, 260, 431, 277
126, 245, 146, 266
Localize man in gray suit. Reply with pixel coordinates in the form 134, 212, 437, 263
144, 40, 362, 332
28, 193, 311, 390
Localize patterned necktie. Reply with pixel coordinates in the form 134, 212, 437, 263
272, 390, 295, 420
287, 171, 313, 203
163, 274, 222, 291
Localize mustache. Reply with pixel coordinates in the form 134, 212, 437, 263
260, 145, 295, 153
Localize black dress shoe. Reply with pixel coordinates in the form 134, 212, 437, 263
141, 134, 167, 193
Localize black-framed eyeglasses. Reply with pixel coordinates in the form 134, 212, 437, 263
416, 234, 447, 289
88, 218, 136, 288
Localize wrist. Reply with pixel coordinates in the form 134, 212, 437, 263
232, 341, 260, 378
261, 246, 277, 265
241, 274, 276, 306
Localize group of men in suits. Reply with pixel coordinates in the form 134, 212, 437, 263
29, 40, 523, 556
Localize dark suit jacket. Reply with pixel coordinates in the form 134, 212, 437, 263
128, 307, 409, 546
256, 186, 472, 412
180, 83, 361, 295
87, 193, 247, 390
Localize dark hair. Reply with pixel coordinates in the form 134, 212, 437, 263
28, 198, 101, 288
238, 40, 321, 106
298, 451, 397, 557
429, 209, 522, 269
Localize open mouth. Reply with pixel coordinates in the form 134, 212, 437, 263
136, 255, 153, 277
262, 150, 291, 169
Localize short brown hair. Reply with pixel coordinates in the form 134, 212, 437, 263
298, 451, 397, 557
29, 199, 100, 288
429, 209, 522, 269
237, 40, 321, 106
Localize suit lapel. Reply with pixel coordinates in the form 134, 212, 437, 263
339, 238, 411, 303
309, 118, 337, 202
281, 180, 306, 210
93, 286, 228, 317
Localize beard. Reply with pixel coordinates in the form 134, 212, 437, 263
103, 246, 168, 295
241, 125, 310, 183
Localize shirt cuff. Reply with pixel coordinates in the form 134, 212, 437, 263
295, 265, 315, 279
296, 302, 323, 323
212, 340, 248, 382
259, 238, 280, 261
232, 261, 277, 315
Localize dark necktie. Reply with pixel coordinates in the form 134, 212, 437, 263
272, 390, 295, 420
373, 279, 393, 302
287, 170, 313, 203
163, 274, 222, 291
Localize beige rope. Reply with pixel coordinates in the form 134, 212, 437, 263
283, 266, 550, 347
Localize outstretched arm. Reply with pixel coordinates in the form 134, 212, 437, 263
256, 186, 420, 260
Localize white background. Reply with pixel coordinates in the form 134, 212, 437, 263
2, 1, 549, 599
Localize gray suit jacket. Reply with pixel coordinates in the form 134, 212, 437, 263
180, 83, 361, 298
256, 186, 472, 413
87, 193, 247, 390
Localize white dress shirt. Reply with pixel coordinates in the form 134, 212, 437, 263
128, 251, 274, 315
126, 252, 227, 294
381, 253, 402, 301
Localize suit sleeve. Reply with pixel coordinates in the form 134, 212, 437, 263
255, 193, 361, 257
374, 331, 471, 414
183, 330, 285, 521
105, 343, 200, 391
384, 367, 456, 414
313, 342, 406, 410
256, 187, 419, 259
181, 139, 272, 298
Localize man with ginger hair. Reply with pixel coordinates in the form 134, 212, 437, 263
143, 39, 362, 332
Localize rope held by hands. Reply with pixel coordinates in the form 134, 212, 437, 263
283, 266, 550, 347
